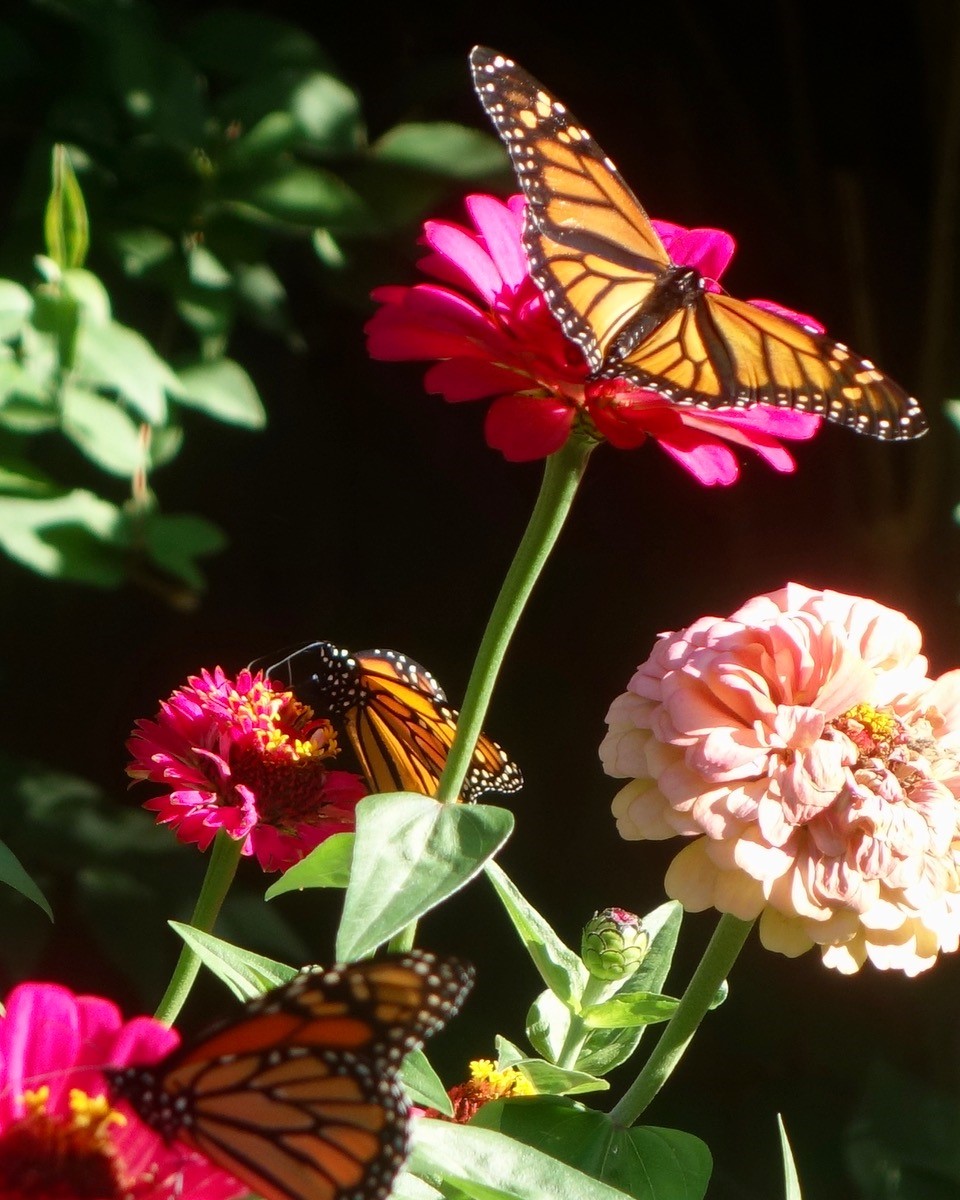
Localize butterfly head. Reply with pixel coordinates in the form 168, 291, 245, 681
261, 640, 361, 717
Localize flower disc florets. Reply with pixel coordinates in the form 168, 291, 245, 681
127, 667, 367, 872
601, 583, 960, 975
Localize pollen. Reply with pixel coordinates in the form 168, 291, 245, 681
834, 702, 904, 759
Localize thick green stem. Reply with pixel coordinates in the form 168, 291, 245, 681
435, 434, 594, 805
557, 974, 618, 1070
608, 914, 754, 1126
153, 831, 243, 1024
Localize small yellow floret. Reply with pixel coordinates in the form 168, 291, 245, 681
843, 702, 898, 743
468, 1059, 535, 1096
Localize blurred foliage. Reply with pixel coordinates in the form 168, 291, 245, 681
0, 0, 505, 598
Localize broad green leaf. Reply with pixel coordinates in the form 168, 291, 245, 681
485, 860, 587, 1006
266, 832, 354, 898
410, 1118, 636, 1200
110, 228, 176, 277
76, 320, 181, 423
525, 989, 571, 1064
0, 489, 124, 585
169, 921, 297, 1001
187, 244, 233, 289
472, 1096, 712, 1200
176, 358, 266, 428
0, 839, 52, 919
312, 228, 347, 268
393, 1172, 443, 1200
400, 1049, 454, 1116
45, 145, 89, 270
582, 992, 679, 1029
222, 112, 300, 169
0, 456, 55, 495
242, 166, 373, 231
140, 512, 226, 590
0, 280, 32, 338
291, 72, 363, 150
778, 1116, 803, 1200
373, 123, 507, 179
336, 794, 513, 961
61, 386, 146, 475
61, 270, 110, 325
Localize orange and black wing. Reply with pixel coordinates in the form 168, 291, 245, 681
470, 45, 671, 373
351, 650, 522, 803
470, 46, 926, 441
106, 952, 474, 1200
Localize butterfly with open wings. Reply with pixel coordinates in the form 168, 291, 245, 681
469, 47, 926, 442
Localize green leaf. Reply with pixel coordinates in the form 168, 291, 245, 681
110, 228, 177, 277
187, 244, 233, 289
0, 839, 52, 919
472, 1096, 712, 1200
241, 166, 373, 231
76, 320, 181, 423
291, 72, 363, 150
266, 832, 354, 898
176, 358, 266, 428
400, 1049, 454, 1116
410, 1118, 638, 1200
336, 794, 513, 961
45, 145, 89, 270
60, 270, 111, 325
778, 1116, 803, 1200
169, 922, 298, 1001
0, 489, 125, 585
373, 124, 508, 179
582, 992, 679, 1029
61, 386, 147, 476
0, 455, 56, 496
512, 1059, 608, 1097
140, 511, 226, 590
525, 990, 571, 1064
485, 860, 587, 1006
393, 1172, 444, 1200
0, 280, 33, 338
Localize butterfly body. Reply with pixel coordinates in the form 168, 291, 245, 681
106, 952, 474, 1200
470, 46, 926, 440
264, 641, 522, 803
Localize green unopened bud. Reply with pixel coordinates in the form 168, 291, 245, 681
582, 907, 649, 981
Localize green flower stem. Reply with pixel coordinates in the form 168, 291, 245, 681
434, 433, 595, 805
556, 974, 619, 1070
153, 831, 244, 1025
608, 913, 754, 1126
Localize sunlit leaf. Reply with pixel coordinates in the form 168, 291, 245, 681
266, 832, 354, 898
169, 922, 297, 1001
45, 145, 89, 270
176, 358, 266, 427
61, 386, 146, 475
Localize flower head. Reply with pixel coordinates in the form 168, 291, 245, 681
0, 982, 243, 1199
423, 1059, 535, 1124
127, 667, 367, 872
600, 584, 960, 975
581, 908, 649, 981
365, 194, 821, 485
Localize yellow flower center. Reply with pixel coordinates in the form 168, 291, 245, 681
0, 1087, 128, 1198
834, 702, 904, 761
466, 1059, 535, 1096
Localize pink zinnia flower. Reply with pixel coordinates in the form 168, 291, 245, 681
127, 667, 367, 872
0, 982, 243, 1198
600, 584, 960, 975
365, 195, 821, 485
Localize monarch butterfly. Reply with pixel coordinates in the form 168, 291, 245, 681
105, 951, 474, 1200
469, 47, 927, 441
263, 641, 522, 802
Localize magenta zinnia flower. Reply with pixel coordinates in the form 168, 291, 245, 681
0, 982, 244, 1198
365, 194, 821, 485
601, 584, 960, 975
127, 667, 367, 872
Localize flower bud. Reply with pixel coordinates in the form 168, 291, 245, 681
581, 907, 649, 981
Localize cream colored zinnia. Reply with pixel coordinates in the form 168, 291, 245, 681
600, 583, 960, 975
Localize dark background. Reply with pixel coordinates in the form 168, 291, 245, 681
4, 2, 960, 1197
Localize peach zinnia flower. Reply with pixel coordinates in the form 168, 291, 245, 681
127, 667, 367, 872
0, 982, 243, 1198
600, 584, 960, 975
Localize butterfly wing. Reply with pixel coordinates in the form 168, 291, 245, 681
351, 650, 522, 804
106, 952, 474, 1200
470, 46, 672, 372
471, 46, 926, 441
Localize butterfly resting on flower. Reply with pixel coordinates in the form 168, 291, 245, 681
470, 46, 926, 441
